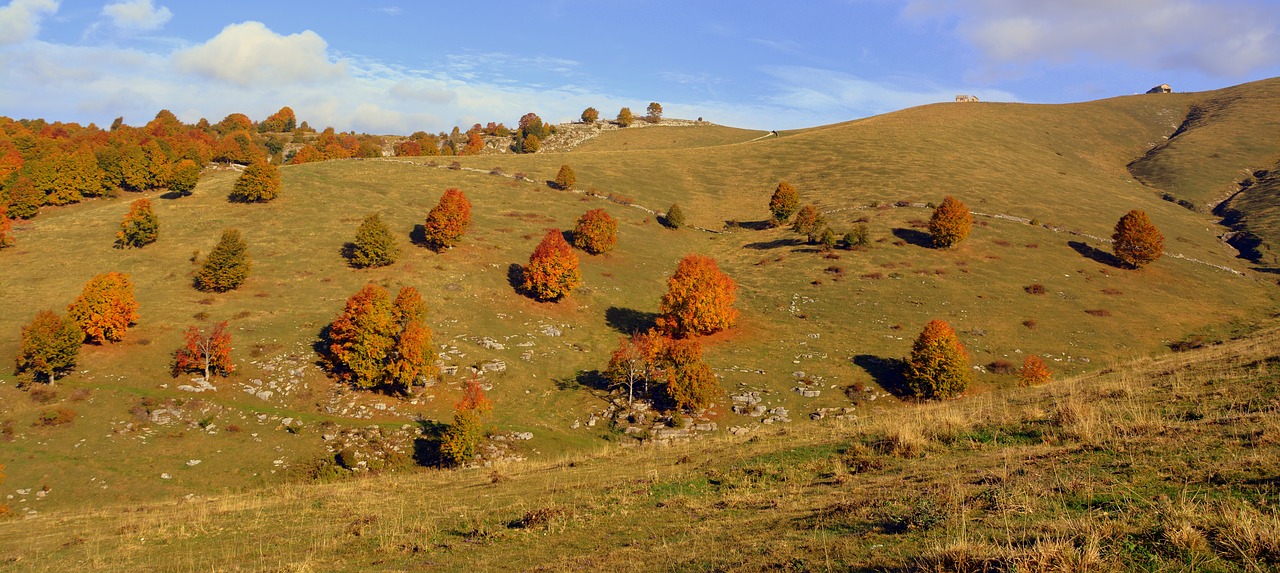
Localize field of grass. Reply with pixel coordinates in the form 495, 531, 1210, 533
0, 79, 1277, 525
2, 322, 1278, 571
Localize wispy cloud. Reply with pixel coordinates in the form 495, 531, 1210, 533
102, 0, 171, 32
0, 0, 58, 45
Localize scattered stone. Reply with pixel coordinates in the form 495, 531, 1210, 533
161, 473, 171, 479
794, 387, 821, 398
540, 325, 562, 337
479, 337, 505, 350
186, 460, 202, 466
480, 359, 507, 373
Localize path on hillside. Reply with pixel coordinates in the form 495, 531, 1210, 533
319, 157, 1250, 277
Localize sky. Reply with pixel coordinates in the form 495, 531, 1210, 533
1, 0, 1278, 134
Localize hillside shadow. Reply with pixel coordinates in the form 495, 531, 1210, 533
412, 418, 451, 467
891, 228, 932, 248
561, 229, 575, 245
1068, 241, 1120, 267
852, 354, 911, 398
744, 237, 804, 250
605, 306, 658, 334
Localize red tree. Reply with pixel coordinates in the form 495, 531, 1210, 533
0, 206, 13, 249
571, 208, 617, 255
423, 188, 472, 251
461, 132, 484, 155
657, 254, 738, 337
1018, 355, 1052, 387
172, 322, 235, 380
521, 229, 581, 301
66, 272, 140, 343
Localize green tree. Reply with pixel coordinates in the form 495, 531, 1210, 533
769, 181, 799, 225
229, 160, 281, 203
554, 164, 576, 190
928, 195, 972, 249
663, 203, 685, 229
15, 310, 82, 382
903, 319, 972, 399
348, 213, 400, 268
1111, 209, 1164, 268
195, 229, 250, 292
167, 158, 200, 196
115, 198, 159, 249
617, 107, 634, 127
844, 224, 870, 248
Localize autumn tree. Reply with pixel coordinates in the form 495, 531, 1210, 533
423, 187, 472, 251
15, 310, 82, 382
5, 176, 41, 219
440, 375, 492, 465
172, 321, 234, 380
514, 112, 551, 154
260, 106, 297, 133
664, 348, 719, 412
769, 181, 799, 226
66, 272, 139, 344
929, 195, 972, 249
663, 203, 685, 229
167, 158, 200, 195
520, 134, 541, 153
214, 129, 262, 165
554, 164, 576, 190
792, 204, 825, 243
115, 198, 159, 249
657, 254, 738, 337
461, 132, 484, 155
571, 208, 618, 255
604, 331, 719, 412
348, 213, 400, 268
903, 319, 971, 399
521, 229, 581, 301
581, 107, 600, 123
195, 229, 250, 292
1018, 355, 1051, 387
228, 159, 281, 203
217, 113, 254, 133
1111, 209, 1164, 268
617, 107, 634, 127
0, 206, 13, 249
646, 102, 663, 122
605, 331, 659, 405
326, 284, 437, 393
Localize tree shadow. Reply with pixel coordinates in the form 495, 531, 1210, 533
409, 224, 430, 248
605, 306, 658, 334
506, 263, 525, 291
728, 219, 775, 231
744, 237, 804, 250
561, 229, 575, 245
412, 418, 451, 467
851, 354, 911, 398
891, 228, 932, 248
339, 242, 357, 266
554, 369, 611, 392
159, 190, 190, 200
1067, 241, 1121, 268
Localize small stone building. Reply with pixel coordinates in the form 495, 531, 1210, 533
1146, 84, 1172, 94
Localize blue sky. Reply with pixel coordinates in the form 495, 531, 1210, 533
2, 0, 1278, 134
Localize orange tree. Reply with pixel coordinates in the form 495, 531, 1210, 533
423, 188, 472, 251
661, 337, 720, 412
115, 198, 159, 249
326, 284, 436, 393
903, 319, 971, 399
581, 107, 600, 123
571, 208, 617, 255
929, 196, 972, 248
769, 181, 799, 225
461, 132, 484, 155
1018, 355, 1051, 387
15, 310, 82, 382
1111, 209, 1164, 268
0, 206, 12, 248
172, 321, 235, 380
656, 254, 738, 337
792, 204, 825, 243
440, 375, 493, 465
228, 159, 280, 202
521, 230, 581, 301
617, 107, 634, 127
66, 272, 139, 343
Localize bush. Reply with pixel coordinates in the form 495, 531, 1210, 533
34, 408, 76, 427
195, 229, 250, 292
521, 230, 581, 301
903, 320, 971, 399
928, 196, 972, 248
844, 224, 870, 248
67, 272, 139, 343
554, 164, 576, 190
115, 198, 159, 249
348, 213, 400, 268
819, 227, 838, 251
662, 203, 685, 229
1111, 209, 1164, 268
1024, 283, 1046, 295
657, 255, 738, 337
228, 160, 281, 203
15, 310, 82, 382
423, 188, 472, 251
571, 208, 617, 255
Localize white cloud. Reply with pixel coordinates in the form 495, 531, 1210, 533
906, 0, 1280, 77
0, 0, 58, 45
172, 21, 347, 88
102, 0, 171, 31
758, 65, 1016, 119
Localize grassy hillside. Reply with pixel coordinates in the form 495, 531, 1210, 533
570, 123, 767, 152
1219, 161, 1280, 265
2, 323, 1278, 571
0, 80, 1277, 522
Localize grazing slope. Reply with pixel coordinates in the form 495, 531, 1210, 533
0, 80, 1277, 537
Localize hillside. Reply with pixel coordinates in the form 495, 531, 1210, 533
0, 79, 1278, 528
2, 323, 1277, 571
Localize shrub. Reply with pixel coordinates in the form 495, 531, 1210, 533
844, 224, 870, 248
460, 132, 484, 155
521, 230, 581, 301
15, 310, 82, 382
228, 160, 281, 203
423, 188, 472, 251
987, 360, 1016, 375
348, 213, 400, 268
616, 107, 634, 127
792, 204, 825, 243
67, 272, 139, 343
440, 376, 492, 466
327, 284, 437, 393
581, 107, 599, 123
1018, 355, 1051, 386
1111, 209, 1164, 268
928, 196, 972, 248
172, 321, 234, 380
657, 254, 738, 337
903, 319, 971, 399
34, 408, 76, 427
115, 198, 159, 249
769, 181, 799, 225
554, 164, 576, 190
571, 208, 617, 255
195, 229, 250, 292
1024, 283, 1046, 295
663, 203, 685, 229
819, 228, 838, 251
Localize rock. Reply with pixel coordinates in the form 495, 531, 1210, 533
794, 387, 821, 398
281, 417, 294, 427
729, 426, 753, 436
480, 359, 507, 373
540, 325, 562, 337
512, 432, 533, 440
186, 460, 201, 466
693, 423, 716, 432
256, 390, 274, 401
479, 337, 505, 350
161, 473, 172, 479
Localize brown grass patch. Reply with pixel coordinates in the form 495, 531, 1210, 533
1085, 309, 1112, 317
1024, 284, 1046, 295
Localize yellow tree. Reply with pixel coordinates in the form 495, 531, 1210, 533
928, 196, 972, 248
66, 272, 140, 343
